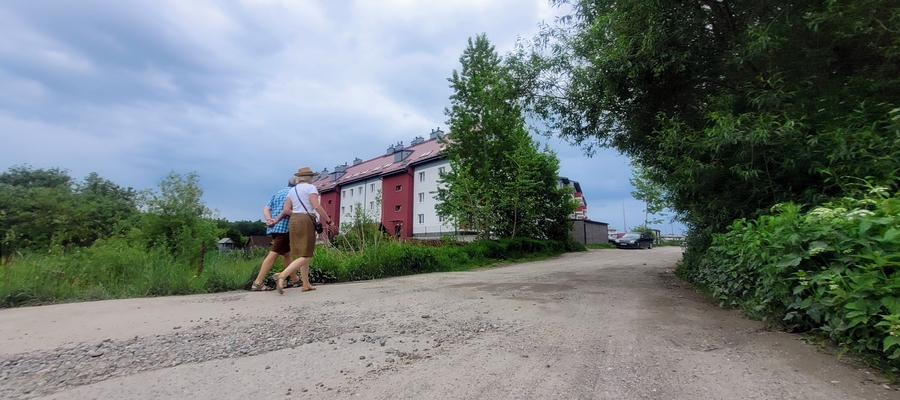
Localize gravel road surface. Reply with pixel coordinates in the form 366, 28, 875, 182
1, 247, 897, 399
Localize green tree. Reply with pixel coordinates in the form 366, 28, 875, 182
436, 34, 575, 240
0, 166, 77, 254
139, 172, 218, 261
231, 220, 267, 237
0, 164, 72, 189
516, 0, 900, 261
629, 164, 669, 227
65, 172, 139, 246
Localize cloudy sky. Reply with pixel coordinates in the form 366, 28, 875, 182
0, 0, 684, 234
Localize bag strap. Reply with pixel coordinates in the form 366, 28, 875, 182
293, 186, 316, 219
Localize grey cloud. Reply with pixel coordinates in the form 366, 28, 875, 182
0, 0, 286, 115
0, 0, 684, 232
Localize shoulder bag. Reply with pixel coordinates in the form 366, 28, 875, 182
293, 186, 324, 234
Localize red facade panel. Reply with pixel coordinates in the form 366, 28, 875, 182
381, 170, 414, 238
319, 190, 340, 226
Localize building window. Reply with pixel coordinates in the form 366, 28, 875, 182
341, 206, 345, 214
349, 205, 353, 213
358, 186, 362, 194
342, 190, 345, 199
395, 205, 402, 212
419, 172, 425, 182
395, 185, 402, 192
370, 184, 375, 192
350, 188, 354, 196
328, 200, 332, 205
418, 192, 425, 203
439, 215, 444, 222
369, 201, 375, 210
418, 214, 424, 224
438, 167, 445, 174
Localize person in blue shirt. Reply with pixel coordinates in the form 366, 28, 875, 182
250, 177, 302, 291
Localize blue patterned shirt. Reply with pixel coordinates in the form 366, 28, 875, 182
266, 187, 291, 234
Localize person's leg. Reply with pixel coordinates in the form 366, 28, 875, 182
299, 257, 315, 290
267, 233, 298, 285
277, 256, 310, 294
278, 215, 316, 294
253, 251, 279, 287
282, 254, 300, 283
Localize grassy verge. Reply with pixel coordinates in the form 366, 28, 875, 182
0, 237, 585, 308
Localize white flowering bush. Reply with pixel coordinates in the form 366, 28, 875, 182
694, 182, 900, 370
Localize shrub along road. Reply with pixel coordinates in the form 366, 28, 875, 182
1, 247, 897, 399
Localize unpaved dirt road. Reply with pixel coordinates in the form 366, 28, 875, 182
2, 247, 898, 399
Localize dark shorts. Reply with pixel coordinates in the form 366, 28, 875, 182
270, 233, 291, 255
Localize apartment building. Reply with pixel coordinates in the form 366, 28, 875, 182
311, 129, 590, 238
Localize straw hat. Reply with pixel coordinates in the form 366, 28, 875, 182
294, 166, 315, 177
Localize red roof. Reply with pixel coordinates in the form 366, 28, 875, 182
313, 138, 445, 192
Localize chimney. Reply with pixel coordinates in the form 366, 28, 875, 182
386, 144, 395, 155
411, 136, 425, 146
394, 141, 404, 151
353, 157, 363, 165
434, 127, 445, 139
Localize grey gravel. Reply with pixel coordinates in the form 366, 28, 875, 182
1, 248, 895, 400
0, 302, 517, 399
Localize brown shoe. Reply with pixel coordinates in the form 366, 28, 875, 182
301, 285, 316, 292
251, 283, 273, 292
276, 275, 286, 295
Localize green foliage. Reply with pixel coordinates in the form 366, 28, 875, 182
136, 172, 218, 262
517, 0, 900, 255
0, 166, 138, 254
0, 237, 578, 308
230, 220, 267, 237
334, 195, 389, 253
437, 34, 576, 240
684, 183, 900, 370
313, 237, 581, 282
0, 164, 72, 189
629, 164, 668, 226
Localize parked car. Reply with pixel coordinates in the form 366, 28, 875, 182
614, 232, 654, 249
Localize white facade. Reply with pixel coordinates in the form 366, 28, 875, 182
412, 159, 454, 237
339, 177, 382, 225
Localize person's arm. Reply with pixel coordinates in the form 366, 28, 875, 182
263, 205, 274, 226
263, 195, 278, 226
272, 196, 293, 223
308, 193, 333, 227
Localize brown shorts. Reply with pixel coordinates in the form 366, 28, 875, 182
270, 233, 290, 255
289, 214, 316, 258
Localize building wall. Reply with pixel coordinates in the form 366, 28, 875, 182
381, 170, 414, 237
320, 190, 339, 226
570, 220, 609, 245
412, 159, 454, 237
337, 177, 382, 228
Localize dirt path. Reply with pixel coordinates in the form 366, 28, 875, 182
1, 247, 897, 399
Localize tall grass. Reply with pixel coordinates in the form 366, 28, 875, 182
1, 236, 584, 308
0, 237, 261, 307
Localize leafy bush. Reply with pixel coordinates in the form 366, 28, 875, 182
685, 183, 900, 370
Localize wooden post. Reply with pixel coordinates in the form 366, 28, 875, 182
197, 241, 206, 276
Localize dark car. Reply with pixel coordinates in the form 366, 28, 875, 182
614, 232, 654, 249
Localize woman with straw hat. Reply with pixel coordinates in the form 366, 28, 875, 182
270, 166, 334, 294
